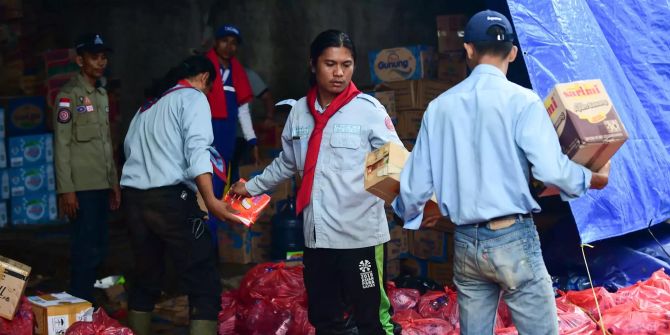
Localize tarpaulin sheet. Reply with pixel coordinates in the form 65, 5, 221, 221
503, 0, 670, 243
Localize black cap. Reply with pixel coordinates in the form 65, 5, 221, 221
75, 33, 113, 54
463, 10, 515, 43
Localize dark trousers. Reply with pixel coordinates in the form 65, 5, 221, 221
124, 185, 221, 320
69, 189, 109, 302
303, 245, 396, 335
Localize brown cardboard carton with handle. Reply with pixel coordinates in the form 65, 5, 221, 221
0, 255, 30, 320
535, 79, 628, 196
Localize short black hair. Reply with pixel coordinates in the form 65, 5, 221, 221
472, 25, 514, 58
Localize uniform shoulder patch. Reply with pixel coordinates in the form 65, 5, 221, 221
57, 108, 72, 124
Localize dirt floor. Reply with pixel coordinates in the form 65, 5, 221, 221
0, 213, 255, 333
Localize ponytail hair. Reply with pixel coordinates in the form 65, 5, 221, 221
144, 55, 216, 99
308, 29, 356, 86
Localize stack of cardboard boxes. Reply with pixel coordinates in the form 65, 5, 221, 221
361, 15, 466, 286
367, 15, 467, 149
0, 97, 57, 227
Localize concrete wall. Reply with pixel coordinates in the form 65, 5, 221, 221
46, 0, 486, 130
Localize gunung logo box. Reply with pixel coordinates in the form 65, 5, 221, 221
369, 45, 435, 84
535, 79, 628, 196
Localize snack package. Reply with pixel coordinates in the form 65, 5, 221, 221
224, 179, 271, 226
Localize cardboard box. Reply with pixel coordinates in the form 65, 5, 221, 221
5, 97, 47, 136
369, 45, 436, 84
0, 201, 7, 227
368, 90, 397, 122
9, 133, 54, 168
251, 221, 272, 263
409, 230, 452, 262
9, 164, 55, 197
437, 51, 467, 86
428, 261, 454, 286
396, 109, 424, 139
0, 107, 5, 139
1, 169, 9, 200
537, 79, 628, 196
0, 141, 7, 169
29, 292, 93, 335
11, 192, 57, 225
384, 79, 451, 111
387, 223, 410, 260
386, 259, 400, 279
218, 222, 252, 264
399, 257, 428, 278
364, 143, 441, 226
431, 217, 456, 233
0, 255, 31, 320
436, 15, 467, 53
364, 142, 410, 204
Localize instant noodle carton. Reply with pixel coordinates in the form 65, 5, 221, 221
8, 134, 53, 168
9, 164, 55, 197
535, 79, 628, 196
369, 45, 436, 84
224, 179, 271, 226
11, 192, 57, 225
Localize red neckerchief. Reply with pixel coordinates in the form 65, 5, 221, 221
295, 82, 361, 214
205, 49, 253, 119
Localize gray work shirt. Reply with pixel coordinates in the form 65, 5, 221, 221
246, 93, 403, 249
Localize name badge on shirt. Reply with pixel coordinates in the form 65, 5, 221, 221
292, 127, 311, 139
333, 124, 361, 134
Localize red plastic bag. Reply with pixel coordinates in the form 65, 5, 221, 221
495, 327, 518, 335
496, 299, 513, 329
238, 262, 307, 309
564, 287, 616, 319
236, 298, 292, 335
392, 309, 422, 323
555, 297, 597, 334
399, 317, 455, 335
416, 290, 455, 321
218, 290, 238, 335
287, 303, 315, 335
0, 296, 34, 335
386, 281, 420, 312
644, 268, 670, 293
599, 302, 670, 334
611, 281, 670, 311
66, 308, 133, 335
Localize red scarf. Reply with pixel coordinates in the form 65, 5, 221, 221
205, 49, 253, 119
296, 82, 361, 214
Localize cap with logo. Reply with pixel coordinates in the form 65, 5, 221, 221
463, 10, 515, 43
75, 33, 113, 54
215, 24, 243, 44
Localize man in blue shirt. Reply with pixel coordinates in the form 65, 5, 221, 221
393, 10, 610, 334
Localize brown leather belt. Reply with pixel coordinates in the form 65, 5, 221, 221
486, 213, 532, 230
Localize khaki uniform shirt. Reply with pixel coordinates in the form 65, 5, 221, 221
53, 73, 118, 193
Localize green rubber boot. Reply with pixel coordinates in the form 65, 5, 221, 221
127, 310, 151, 335
189, 319, 217, 335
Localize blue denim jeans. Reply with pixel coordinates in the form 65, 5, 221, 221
453, 218, 558, 335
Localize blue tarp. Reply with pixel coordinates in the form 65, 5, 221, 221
502, 0, 670, 243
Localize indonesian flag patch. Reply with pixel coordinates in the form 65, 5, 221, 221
58, 98, 71, 108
